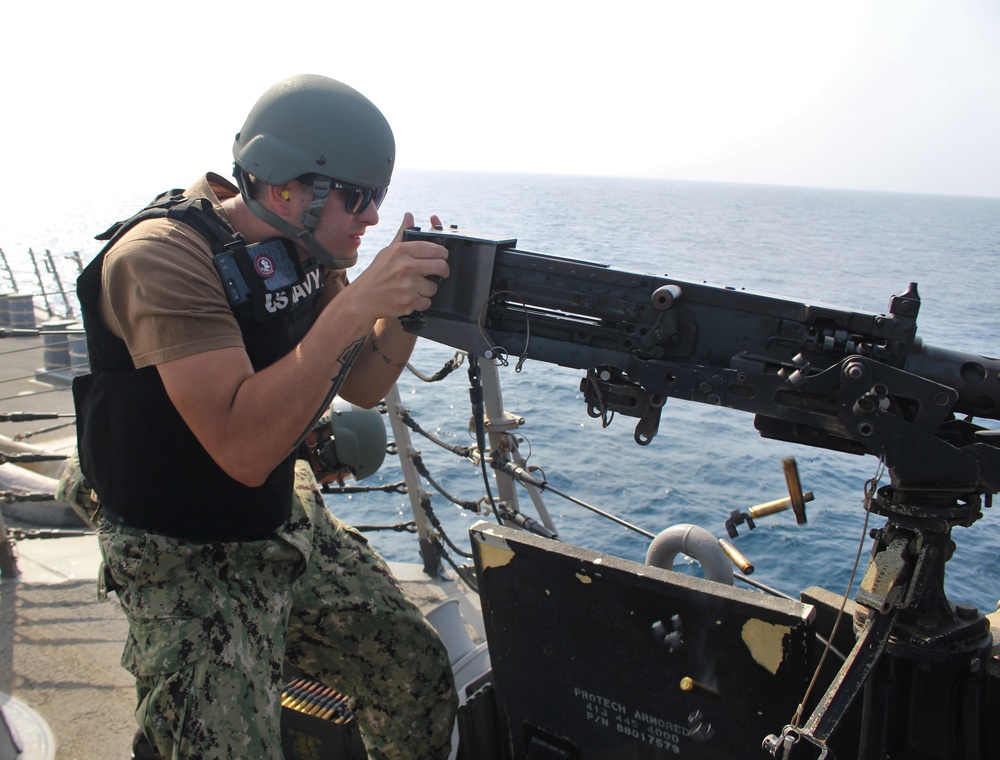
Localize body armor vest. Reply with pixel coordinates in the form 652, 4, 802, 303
73, 190, 324, 540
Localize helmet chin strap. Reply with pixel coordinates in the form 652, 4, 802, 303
234, 169, 358, 270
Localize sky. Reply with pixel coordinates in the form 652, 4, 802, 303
1, 0, 998, 211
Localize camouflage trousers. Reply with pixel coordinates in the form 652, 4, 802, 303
98, 461, 457, 760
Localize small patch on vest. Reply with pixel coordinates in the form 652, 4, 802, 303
254, 253, 276, 279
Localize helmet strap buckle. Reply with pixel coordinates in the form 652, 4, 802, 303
300, 176, 331, 231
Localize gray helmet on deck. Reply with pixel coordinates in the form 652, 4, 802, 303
328, 402, 388, 480
233, 74, 395, 269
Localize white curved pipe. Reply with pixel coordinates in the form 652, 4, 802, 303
645, 524, 733, 585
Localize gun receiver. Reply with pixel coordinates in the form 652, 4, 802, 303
402, 226, 1000, 495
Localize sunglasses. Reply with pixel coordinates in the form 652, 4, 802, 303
332, 181, 388, 215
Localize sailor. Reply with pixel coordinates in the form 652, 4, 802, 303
71, 75, 457, 759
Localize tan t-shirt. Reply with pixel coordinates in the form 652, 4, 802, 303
99, 173, 346, 368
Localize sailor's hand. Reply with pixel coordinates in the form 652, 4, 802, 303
349, 212, 449, 320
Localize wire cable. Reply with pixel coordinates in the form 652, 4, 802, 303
788, 457, 884, 730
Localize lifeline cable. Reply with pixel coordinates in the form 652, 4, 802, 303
396, 407, 477, 461
319, 481, 407, 495
497, 460, 656, 539
1, 491, 57, 504
405, 351, 465, 383
410, 452, 488, 513
416, 492, 474, 559
351, 521, 417, 534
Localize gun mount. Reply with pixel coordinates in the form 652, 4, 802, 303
402, 225, 1000, 759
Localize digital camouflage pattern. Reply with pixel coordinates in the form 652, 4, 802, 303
55, 447, 101, 527
99, 460, 457, 759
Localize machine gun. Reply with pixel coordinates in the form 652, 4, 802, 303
402, 226, 999, 492
402, 226, 1000, 759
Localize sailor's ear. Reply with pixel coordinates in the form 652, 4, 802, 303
269, 183, 294, 203
267, 183, 298, 220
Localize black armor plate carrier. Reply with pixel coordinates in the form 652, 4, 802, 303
73, 189, 324, 540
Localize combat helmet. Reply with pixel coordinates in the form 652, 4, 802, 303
328, 401, 388, 480
306, 401, 388, 483
233, 74, 395, 269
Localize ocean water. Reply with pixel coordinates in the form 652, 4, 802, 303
4, 171, 999, 613
351, 172, 1000, 615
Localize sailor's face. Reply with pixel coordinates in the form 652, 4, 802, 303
312, 187, 380, 263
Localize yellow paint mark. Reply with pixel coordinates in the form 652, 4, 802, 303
742, 619, 790, 675
575, 573, 593, 584
478, 541, 514, 569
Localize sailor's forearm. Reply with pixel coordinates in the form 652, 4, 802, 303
340, 318, 418, 407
